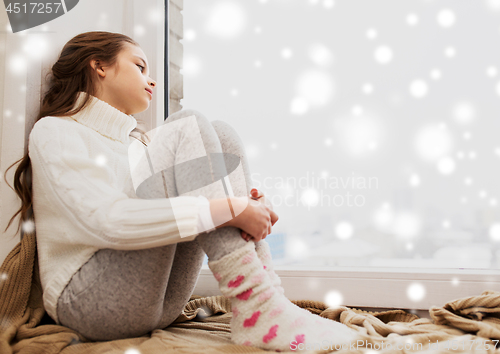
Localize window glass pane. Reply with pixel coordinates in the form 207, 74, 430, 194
182, 0, 500, 270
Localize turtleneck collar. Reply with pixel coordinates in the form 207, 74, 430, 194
69, 91, 138, 144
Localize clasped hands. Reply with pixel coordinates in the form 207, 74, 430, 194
240, 188, 279, 242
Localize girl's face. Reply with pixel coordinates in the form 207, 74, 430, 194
92, 42, 157, 115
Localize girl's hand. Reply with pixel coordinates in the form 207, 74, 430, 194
241, 188, 279, 242
250, 188, 278, 224
228, 196, 273, 243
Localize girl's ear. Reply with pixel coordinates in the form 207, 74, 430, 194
90, 59, 106, 78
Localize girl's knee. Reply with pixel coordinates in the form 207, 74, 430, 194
211, 119, 233, 133
166, 108, 209, 126
211, 120, 241, 141
165, 109, 215, 138
211, 120, 245, 152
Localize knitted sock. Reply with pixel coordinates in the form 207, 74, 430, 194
207, 241, 359, 352
254, 240, 285, 296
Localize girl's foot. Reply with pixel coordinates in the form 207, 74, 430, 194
208, 241, 359, 352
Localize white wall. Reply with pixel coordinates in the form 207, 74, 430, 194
0, 0, 165, 265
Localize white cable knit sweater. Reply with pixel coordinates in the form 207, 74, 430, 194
29, 92, 215, 324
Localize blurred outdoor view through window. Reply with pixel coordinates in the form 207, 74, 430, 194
181, 0, 500, 270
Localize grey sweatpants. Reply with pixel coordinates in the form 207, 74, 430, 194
56, 109, 254, 341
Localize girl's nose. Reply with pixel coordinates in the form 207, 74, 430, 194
149, 79, 157, 88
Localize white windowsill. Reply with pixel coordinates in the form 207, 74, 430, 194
195, 265, 500, 311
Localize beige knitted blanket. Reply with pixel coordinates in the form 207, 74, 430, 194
1, 233, 499, 353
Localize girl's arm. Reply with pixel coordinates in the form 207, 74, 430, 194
29, 118, 207, 250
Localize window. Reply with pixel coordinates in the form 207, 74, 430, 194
173, 0, 500, 309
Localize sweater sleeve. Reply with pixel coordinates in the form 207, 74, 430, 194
29, 119, 207, 250
196, 195, 217, 234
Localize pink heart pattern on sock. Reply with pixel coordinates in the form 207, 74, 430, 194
228, 274, 245, 288
269, 303, 285, 318
258, 288, 275, 302
290, 316, 306, 329
232, 306, 240, 318
241, 252, 255, 264
263, 324, 279, 343
243, 310, 261, 327
251, 272, 265, 284
236, 288, 253, 301
290, 334, 305, 351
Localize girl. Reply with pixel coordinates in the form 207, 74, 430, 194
4, 31, 358, 351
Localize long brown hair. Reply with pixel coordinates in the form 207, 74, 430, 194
3, 31, 140, 240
